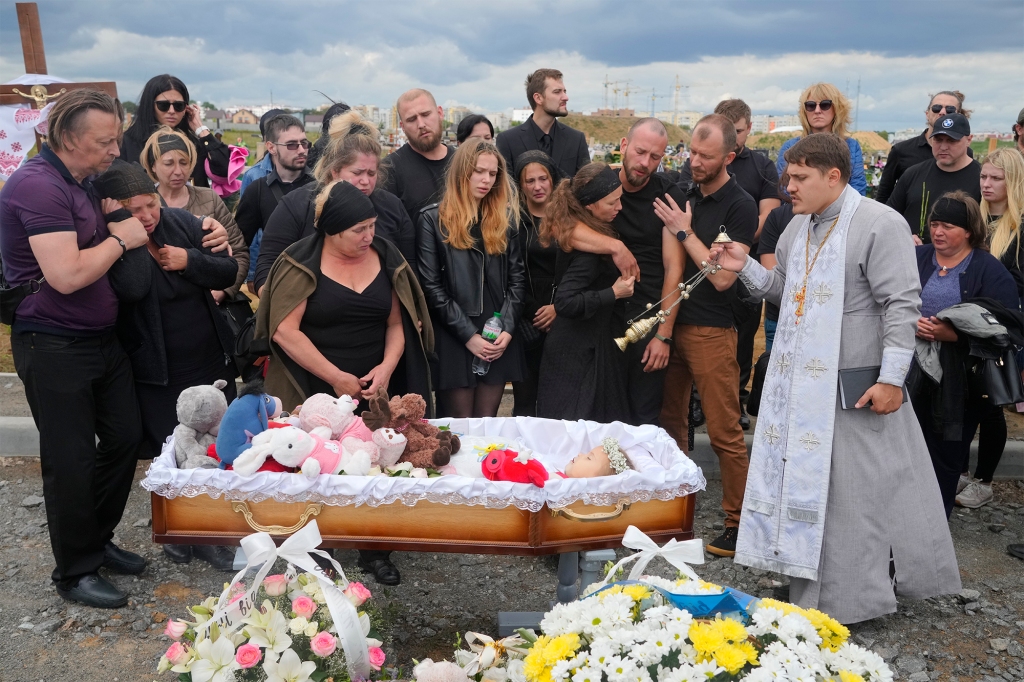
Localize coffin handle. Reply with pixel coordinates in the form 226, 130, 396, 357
550, 500, 631, 522
230, 501, 324, 535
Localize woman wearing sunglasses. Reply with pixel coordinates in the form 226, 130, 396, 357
776, 82, 867, 195
121, 74, 231, 189
876, 91, 971, 203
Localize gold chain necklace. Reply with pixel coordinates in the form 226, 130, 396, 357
793, 215, 840, 323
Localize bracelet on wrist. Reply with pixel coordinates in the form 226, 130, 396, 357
655, 333, 672, 344
108, 234, 127, 259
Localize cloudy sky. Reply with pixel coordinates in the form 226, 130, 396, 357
1, 0, 1022, 132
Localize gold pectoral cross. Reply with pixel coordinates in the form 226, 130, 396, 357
793, 285, 807, 322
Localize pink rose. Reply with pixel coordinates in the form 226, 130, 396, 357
165, 641, 191, 667
343, 581, 372, 607
292, 595, 317, 619
263, 574, 289, 597
368, 646, 386, 670
235, 643, 262, 669
410, 467, 428, 478
163, 619, 188, 640
310, 631, 337, 657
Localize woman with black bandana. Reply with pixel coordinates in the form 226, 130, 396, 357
536, 163, 634, 422
511, 150, 561, 416
253, 180, 433, 586
120, 74, 230, 189
98, 160, 239, 569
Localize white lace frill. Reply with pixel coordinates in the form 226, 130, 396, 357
141, 417, 707, 512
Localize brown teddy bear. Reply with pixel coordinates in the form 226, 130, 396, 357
362, 390, 460, 468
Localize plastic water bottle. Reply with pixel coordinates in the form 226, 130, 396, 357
472, 312, 503, 376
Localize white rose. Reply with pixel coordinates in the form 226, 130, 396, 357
507, 659, 527, 682
305, 621, 319, 637
289, 616, 308, 635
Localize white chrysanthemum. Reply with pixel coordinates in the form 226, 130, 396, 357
588, 639, 618, 665
571, 664, 602, 682
625, 641, 661, 667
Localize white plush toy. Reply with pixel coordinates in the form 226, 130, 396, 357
233, 425, 377, 478
372, 427, 408, 467
297, 393, 358, 439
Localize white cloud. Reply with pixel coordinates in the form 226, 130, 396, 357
3, 24, 1019, 131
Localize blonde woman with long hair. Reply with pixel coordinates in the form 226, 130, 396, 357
981, 147, 1024, 300
776, 82, 868, 195
417, 139, 526, 418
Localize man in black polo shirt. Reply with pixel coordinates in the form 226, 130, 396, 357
656, 114, 757, 558
887, 113, 980, 243
235, 114, 315, 245
380, 88, 455, 221
675, 99, 780, 427
876, 91, 969, 204
496, 69, 590, 178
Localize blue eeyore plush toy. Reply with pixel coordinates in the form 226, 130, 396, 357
215, 379, 283, 469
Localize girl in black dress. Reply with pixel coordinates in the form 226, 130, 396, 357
418, 140, 526, 418
511, 150, 561, 416
537, 163, 634, 423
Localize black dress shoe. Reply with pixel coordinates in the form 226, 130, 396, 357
56, 573, 128, 609
1009, 544, 1024, 560
358, 557, 401, 586
163, 544, 192, 564
192, 545, 236, 571
739, 412, 751, 430
102, 542, 147, 575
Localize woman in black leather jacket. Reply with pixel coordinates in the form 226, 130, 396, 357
417, 140, 526, 418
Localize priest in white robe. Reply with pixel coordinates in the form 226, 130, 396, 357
710, 133, 961, 624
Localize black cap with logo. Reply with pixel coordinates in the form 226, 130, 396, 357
929, 113, 971, 140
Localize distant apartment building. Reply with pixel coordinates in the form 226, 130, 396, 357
488, 112, 510, 131
230, 109, 258, 125
511, 108, 533, 124
892, 128, 922, 143
353, 105, 394, 131
750, 114, 801, 133
655, 110, 704, 128
446, 106, 472, 125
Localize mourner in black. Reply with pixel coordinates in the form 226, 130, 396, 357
381, 89, 455, 220
757, 200, 796, 352
496, 69, 590, 179
235, 115, 315, 245
876, 90, 972, 204
887, 114, 980, 244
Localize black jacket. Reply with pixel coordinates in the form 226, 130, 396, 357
107, 208, 238, 385
120, 128, 230, 189
916, 245, 1020, 313
496, 116, 590, 179
253, 183, 417, 291
417, 205, 526, 343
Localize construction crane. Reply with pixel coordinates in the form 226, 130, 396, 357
621, 80, 635, 111
648, 88, 669, 117
672, 75, 723, 127
602, 74, 614, 110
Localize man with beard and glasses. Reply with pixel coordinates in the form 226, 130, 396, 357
380, 89, 455, 221
656, 114, 758, 559
556, 118, 682, 425
235, 114, 316, 246
496, 69, 591, 178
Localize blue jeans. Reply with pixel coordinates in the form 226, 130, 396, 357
764, 318, 777, 353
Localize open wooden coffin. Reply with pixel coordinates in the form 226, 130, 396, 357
145, 417, 704, 555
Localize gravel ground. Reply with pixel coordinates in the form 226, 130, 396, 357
0, 454, 1023, 682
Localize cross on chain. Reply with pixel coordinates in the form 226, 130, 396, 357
805, 358, 827, 379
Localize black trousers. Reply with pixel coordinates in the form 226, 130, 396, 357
12, 330, 142, 587
733, 297, 761, 401
623, 340, 666, 426
512, 342, 545, 417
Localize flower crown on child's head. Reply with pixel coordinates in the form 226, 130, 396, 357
602, 437, 630, 474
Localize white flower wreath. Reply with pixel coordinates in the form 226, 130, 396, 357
602, 437, 630, 475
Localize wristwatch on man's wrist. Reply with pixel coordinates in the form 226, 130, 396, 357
655, 333, 672, 344
195, 125, 210, 137
675, 228, 688, 242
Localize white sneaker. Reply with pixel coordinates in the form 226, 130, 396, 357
956, 474, 975, 495
956, 481, 993, 509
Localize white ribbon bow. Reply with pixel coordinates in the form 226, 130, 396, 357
195, 520, 370, 679
461, 631, 531, 675
597, 525, 705, 588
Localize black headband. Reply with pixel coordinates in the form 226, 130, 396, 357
317, 181, 376, 235
929, 196, 971, 231
514, 150, 562, 187
573, 165, 621, 206
147, 134, 190, 167
94, 159, 157, 200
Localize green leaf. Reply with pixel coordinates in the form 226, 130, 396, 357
311, 671, 329, 682
437, 425, 450, 431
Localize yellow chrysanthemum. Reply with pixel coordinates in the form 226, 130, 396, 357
715, 617, 748, 644
688, 621, 726, 658
713, 643, 749, 675
837, 671, 865, 682
736, 640, 759, 665
598, 585, 623, 600
524, 648, 549, 682
542, 633, 580, 664
622, 584, 652, 602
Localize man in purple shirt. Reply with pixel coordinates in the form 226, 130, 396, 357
0, 91, 151, 608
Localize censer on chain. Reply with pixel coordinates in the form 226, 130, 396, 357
614, 226, 732, 351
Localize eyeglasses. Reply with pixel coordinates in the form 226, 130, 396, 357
930, 104, 958, 114
275, 140, 311, 151
804, 100, 833, 112
155, 100, 187, 113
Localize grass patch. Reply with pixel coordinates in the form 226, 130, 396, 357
0, 325, 12, 373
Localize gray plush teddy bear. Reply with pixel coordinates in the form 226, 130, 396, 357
173, 380, 229, 469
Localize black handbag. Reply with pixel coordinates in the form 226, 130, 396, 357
217, 292, 263, 381
967, 348, 1024, 406
746, 350, 771, 416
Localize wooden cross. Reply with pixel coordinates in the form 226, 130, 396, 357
0, 3, 119, 138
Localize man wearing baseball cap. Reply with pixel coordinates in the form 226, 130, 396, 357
887, 112, 980, 244
1014, 107, 1024, 156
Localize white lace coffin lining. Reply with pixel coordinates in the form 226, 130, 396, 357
141, 417, 707, 512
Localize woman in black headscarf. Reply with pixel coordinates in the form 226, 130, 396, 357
536, 162, 634, 423
510, 150, 561, 416
120, 75, 230, 188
